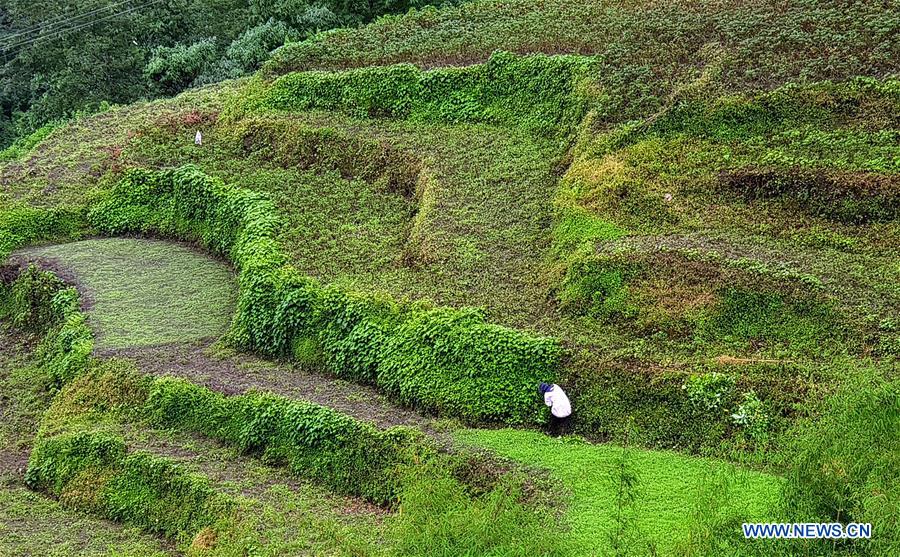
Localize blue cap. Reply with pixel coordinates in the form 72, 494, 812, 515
539, 382, 553, 394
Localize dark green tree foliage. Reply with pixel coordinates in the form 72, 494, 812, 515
88, 165, 561, 424
145, 38, 219, 96
0, 0, 457, 146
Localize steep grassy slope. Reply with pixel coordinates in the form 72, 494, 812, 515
0, 1, 898, 554
2, 238, 792, 556
4, 56, 896, 450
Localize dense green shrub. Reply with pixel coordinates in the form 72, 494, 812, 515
26, 430, 232, 543
0, 206, 85, 260
25, 431, 126, 496
145, 376, 425, 505
379, 306, 561, 423
88, 165, 561, 424
258, 51, 599, 136
145, 39, 220, 96
0, 264, 93, 387
104, 451, 233, 540
0, 265, 66, 330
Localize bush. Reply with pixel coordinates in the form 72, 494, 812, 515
25, 431, 126, 495
104, 451, 232, 540
88, 165, 562, 424
0, 265, 93, 386
0, 265, 66, 330
26, 430, 231, 543
0, 206, 85, 260
145, 39, 220, 95
379, 306, 561, 423
259, 51, 599, 136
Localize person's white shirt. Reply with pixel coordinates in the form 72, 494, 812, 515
544, 384, 572, 418
195, 130, 203, 145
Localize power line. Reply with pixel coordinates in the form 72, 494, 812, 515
0, 1, 137, 47
1, 0, 166, 55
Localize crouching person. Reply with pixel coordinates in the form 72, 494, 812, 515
539, 382, 572, 437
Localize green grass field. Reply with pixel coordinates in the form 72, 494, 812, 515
16, 239, 236, 348
456, 429, 781, 555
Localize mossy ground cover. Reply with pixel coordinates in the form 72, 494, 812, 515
455, 428, 781, 556
0, 487, 173, 557
15, 238, 237, 348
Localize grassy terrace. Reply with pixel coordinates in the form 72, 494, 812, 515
0, 238, 786, 555
0, 0, 897, 555
456, 429, 781, 556
0, 327, 173, 557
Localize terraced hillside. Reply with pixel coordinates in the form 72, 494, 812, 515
1, 0, 898, 555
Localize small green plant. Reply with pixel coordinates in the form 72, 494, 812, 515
683, 372, 736, 412
730, 391, 770, 443
606, 422, 656, 557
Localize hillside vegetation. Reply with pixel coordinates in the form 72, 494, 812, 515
0, 0, 898, 555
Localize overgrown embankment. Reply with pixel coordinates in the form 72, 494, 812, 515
87, 165, 561, 425
1, 260, 569, 556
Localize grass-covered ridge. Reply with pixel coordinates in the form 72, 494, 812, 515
265, 0, 899, 122
256, 51, 597, 135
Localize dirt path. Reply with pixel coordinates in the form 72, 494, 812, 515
104, 341, 436, 433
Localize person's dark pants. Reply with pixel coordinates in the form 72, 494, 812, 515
549, 415, 571, 437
